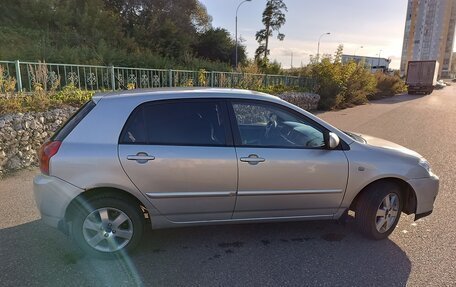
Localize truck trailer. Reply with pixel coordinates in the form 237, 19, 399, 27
406, 60, 439, 95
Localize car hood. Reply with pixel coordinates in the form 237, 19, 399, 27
356, 133, 423, 159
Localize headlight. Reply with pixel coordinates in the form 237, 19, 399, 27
419, 158, 432, 174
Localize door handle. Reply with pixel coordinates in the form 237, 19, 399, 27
240, 154, 265, 165
127, 152, 155, 163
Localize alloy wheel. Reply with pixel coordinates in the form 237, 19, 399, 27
375, 193, 400, 233
82, 207, 134, 252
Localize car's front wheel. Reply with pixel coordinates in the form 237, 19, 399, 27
71, 196, 144, 257
355, 182, 403, 240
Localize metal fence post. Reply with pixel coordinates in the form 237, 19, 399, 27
110, 66, 115, 90
168, 70, 173, 87
211, 71, 214, 87
15, 60, 22, 92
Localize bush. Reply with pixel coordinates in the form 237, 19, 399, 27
1, 84, 312, 116
307, 57, 376, 110
256, 85, 310, 95
0, 85, 93, 116
370, 72, 407, 100
341, 61, 377, 108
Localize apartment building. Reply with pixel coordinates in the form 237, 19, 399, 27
400, 0, 456, 77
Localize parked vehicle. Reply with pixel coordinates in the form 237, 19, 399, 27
34, 88, 439, 256
406, 60, 439, 95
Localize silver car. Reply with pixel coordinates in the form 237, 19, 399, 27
34, 88, 439, 256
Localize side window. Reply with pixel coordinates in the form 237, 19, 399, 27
120, 101, 228, 146
120, 107, 147, 144
232, 101, 326, 148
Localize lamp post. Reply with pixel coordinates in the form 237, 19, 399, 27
235, 0, 251, 67
317, 32, 331, 62
354, 45, 363, 57
377, 49, 382, 70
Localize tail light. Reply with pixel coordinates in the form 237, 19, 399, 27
39, 141, 61, 175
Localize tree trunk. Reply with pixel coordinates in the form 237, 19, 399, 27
264, 23, 270, 60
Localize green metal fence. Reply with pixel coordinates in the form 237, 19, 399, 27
0, 60, 313, 92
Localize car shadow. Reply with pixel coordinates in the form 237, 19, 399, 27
0, 218, 411, 286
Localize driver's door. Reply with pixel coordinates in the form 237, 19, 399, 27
229, 100, 349, 219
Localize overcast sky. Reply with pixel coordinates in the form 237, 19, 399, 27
200, 0, 412, 69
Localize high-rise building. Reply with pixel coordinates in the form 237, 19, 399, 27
400, 0, 456, 77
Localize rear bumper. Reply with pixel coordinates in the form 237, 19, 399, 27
33, 174, 84, 228
407, 85, 433, 92
407, 174, 439, 220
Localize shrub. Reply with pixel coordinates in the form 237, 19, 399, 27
370, 72, 407, 100
50, 84, 93, 106
306, 46, 377, 110
0, 85, 93, 116
256, 85, 309, 95
308, 58, 344, 110
340, 61, 377, 108
0, 65, 17, 97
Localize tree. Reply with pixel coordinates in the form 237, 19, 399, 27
101, 0, 213, 58
255, 0, 287, 62
194, 28, 246, 65
333, 44, 344, 64
0, 0, 237, 70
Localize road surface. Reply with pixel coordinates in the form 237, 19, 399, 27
1, 86, 455, 286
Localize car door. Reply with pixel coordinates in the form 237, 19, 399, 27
118, 99, 238, 222
229, 99, 349, 219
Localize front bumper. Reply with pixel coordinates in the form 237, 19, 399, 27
33, 174, 84, 228
407, 174, 439, 220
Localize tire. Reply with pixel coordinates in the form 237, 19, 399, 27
355, 182, 403, 240
71, 195, 144, 258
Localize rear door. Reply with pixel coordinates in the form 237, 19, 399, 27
118, 99, 238, 222
229, 100, 349, 219
406, 62, 421, 85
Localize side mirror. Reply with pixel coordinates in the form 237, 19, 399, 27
328, 132, 340, 149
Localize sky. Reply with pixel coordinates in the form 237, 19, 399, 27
200, 0, 411, 69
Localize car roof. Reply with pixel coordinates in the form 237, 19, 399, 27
92, 87, 278, 103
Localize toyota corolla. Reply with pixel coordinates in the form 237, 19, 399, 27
34, 88, 439, 256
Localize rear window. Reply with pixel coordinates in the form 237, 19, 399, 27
51, 100, 96, 141
120, 100, 229, 146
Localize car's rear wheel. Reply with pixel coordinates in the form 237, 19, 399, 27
355, 182, 403, 240
71, 196, 144, 257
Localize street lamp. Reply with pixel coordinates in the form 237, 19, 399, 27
317, 32, 331, 62
235, 0, 252, 68
354, 45, 363, 57
377, 49, 383, 71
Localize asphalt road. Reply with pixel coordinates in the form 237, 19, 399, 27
1, 86, 455, 286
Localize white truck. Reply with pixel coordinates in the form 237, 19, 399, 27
406, 60, 439, 95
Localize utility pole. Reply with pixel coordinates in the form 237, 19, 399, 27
290, 51, 293, 68
235, 0, 252, 67
377, 49, 382, 71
